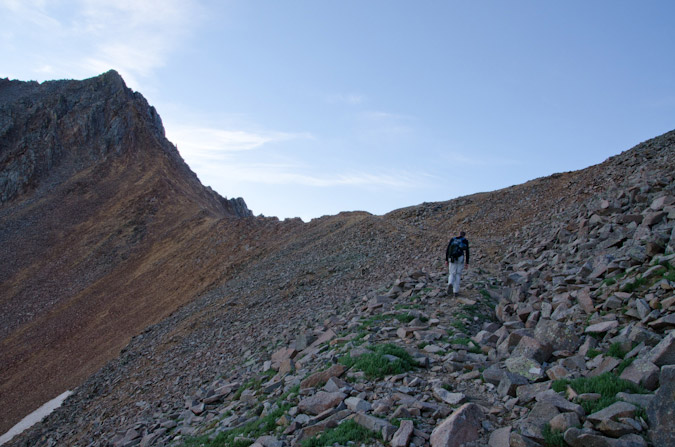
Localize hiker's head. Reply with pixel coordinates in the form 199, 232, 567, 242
459, 231, 466, 237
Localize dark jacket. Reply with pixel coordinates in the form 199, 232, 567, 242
446, 236, 470, 264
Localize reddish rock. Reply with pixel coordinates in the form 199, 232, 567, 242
430, 403, 484, 447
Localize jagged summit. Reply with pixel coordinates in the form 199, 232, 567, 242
0, 71, 255, 434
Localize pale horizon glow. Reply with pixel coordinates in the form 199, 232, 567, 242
2, 1, 675, 221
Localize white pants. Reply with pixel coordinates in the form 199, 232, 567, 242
448, 256, 464, 294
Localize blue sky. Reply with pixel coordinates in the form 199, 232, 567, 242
2, 1, 675, 221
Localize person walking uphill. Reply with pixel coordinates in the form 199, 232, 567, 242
445, 231, 470, 297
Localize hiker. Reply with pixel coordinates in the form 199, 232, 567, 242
445, 231, 470, 297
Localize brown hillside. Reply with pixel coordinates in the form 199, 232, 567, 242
0, 71, 255, 433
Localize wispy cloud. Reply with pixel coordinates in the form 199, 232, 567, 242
442, 151, 522, 166
357, 110, 416, 139
0, 0, 199, 90
166, 125, 313, 160
166, 124, 431, 190
198, 162, 428, 189
326, 93, 365, 105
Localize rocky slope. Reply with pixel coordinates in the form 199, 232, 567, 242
1, 72, 674, 447
0, 71, 254, 434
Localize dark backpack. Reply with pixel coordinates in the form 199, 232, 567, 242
448, 237, 466, 261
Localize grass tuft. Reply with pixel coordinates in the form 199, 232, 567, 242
621, 277, 647, 293
300, 419, 380, 447
607, 342, 629, 359
552, 372, 649, 414
339, 343, 414, 379
182, 403, 290, 446
541, 424, 566, 447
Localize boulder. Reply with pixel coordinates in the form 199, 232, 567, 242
505, 356, 544, 380
648, 332, 675, 366
430, 403, 483, 447
549, 412, 581, 432
564, 427, 647, 447
352, 413, 397, 441
298, 391, 346, 415
534, 319, 581, 352
390, 419, 414, 447
344, 396, 372, 413
535, 390, 584, 417
432, 387, 466, 405
300, 364, 346, 389
647, 365, 675, 447
619, 359, 660, 390
488, 426, 511, 447
586, 320, 619, 334
586, 401, 637, 424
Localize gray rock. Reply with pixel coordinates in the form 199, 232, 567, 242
647, 332, 675, 366
298, 391, 346, 415
488, 426, 511, 447
351, 413, 397, 441
432, 387, 466, 405
482, 364, 506, 386
586, 320, 619, 334
536, 389, 585, 417
643, 212, 667, 227
549, 412, 581, 432
587, 401, 637, 424
647, 365, 675, 447
344, 396, 371, 413
497, 373, 529, 397
595, 419, 638, 437
615, 392, 654, 408
300, 364, 347, 389
390, 419, 414, 447
619, 359, 660, 390
516, 381, 551, 404
505, 356, 544, 381
564, 427, 647, 447
534, 319, 581, 352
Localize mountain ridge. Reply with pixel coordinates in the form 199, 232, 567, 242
1, 72, 673, 446
0, 71, 253, 434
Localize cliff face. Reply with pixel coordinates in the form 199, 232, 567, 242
0, 71, 252, 433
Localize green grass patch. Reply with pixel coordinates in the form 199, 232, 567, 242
603, 271, 626, 286
450, 336, 482, 354
607, 342, 629, 359
183, 403, 291, 447
279, 384, 300, 401
358, 314, 393, 330
552, 372, 649, 414
587, 349, 601, 358
479, 289, 493, 302
394, 314, 415, 324
339, 343, 415, 379
449, 320, 467, 332
664, 266, 675, 282
300, 419, 381, 447
232, 377, 261, 401
541, 424, 566, 447
621, 277, 648, 293
616, 357, 635, 375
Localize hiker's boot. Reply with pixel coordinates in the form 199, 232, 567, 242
447, 285, 452, 295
